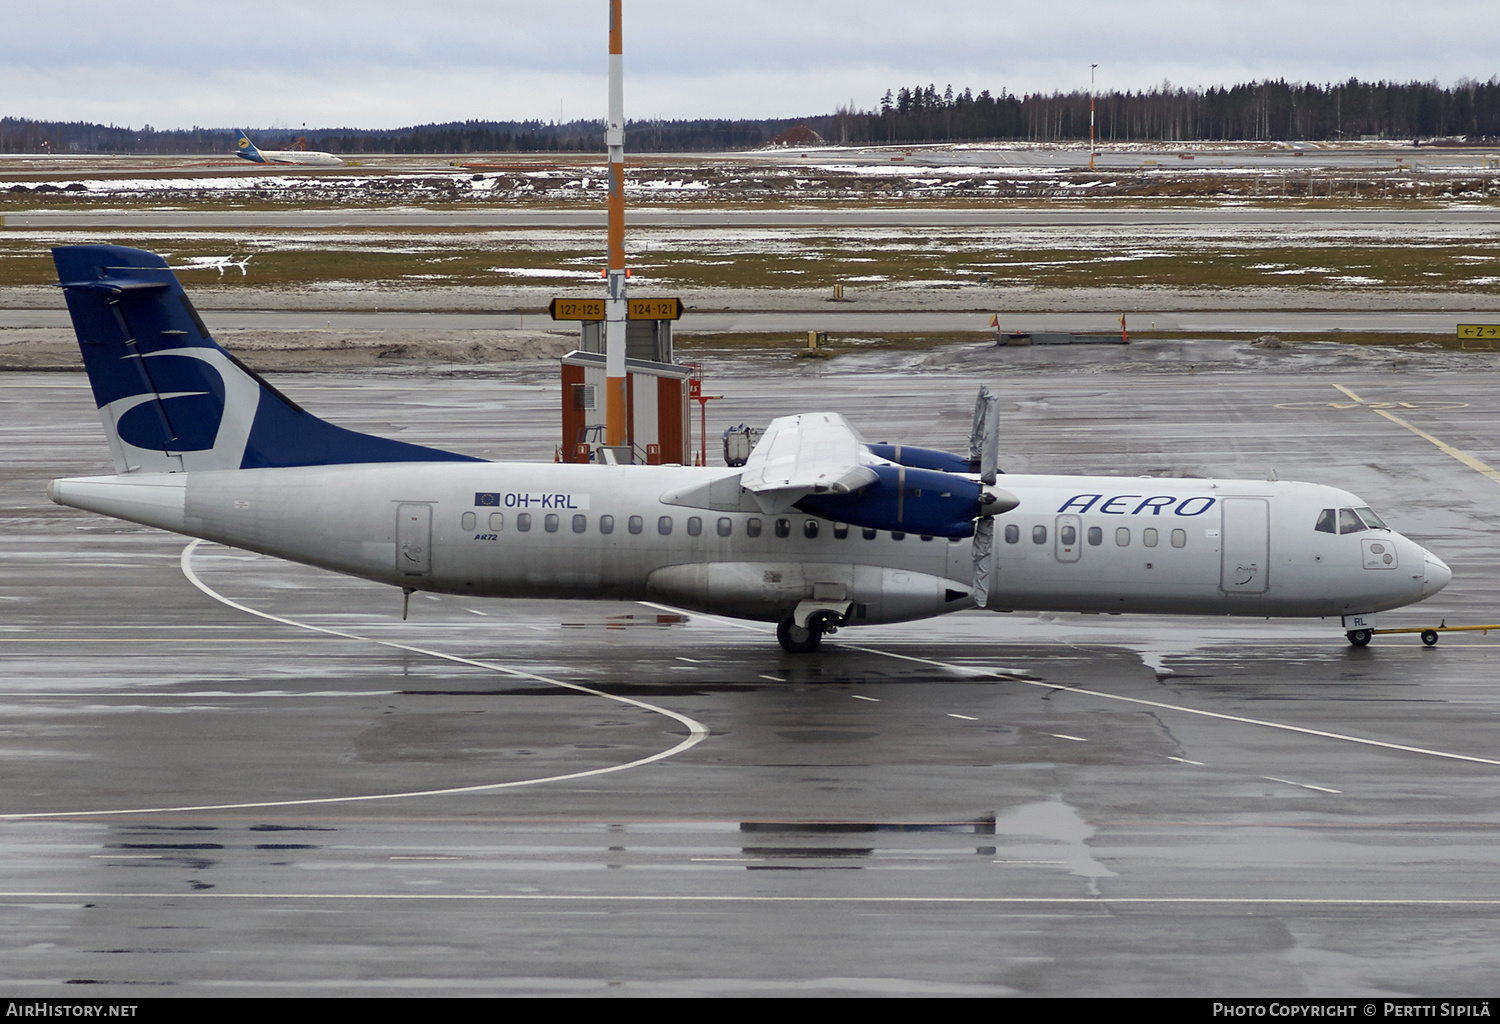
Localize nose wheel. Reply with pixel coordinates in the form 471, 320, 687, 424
1345, 629, 1372, 647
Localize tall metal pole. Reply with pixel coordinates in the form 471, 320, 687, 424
1089, 63, 1097, 170
604, 0, 628, 450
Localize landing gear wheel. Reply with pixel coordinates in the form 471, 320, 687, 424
777, 616, 822, 654
1346, 629, 1373, 647
1421, 629, 1440, 647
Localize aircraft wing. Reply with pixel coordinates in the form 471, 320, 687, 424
738, 412, 881, 514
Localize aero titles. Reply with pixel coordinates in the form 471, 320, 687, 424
1056, 493, 1217, 517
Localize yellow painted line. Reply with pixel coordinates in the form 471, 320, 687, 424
1335, 384, 1500, 486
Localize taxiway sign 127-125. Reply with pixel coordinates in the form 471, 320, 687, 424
47, 245, 1450, 652
233, 129, 342, 167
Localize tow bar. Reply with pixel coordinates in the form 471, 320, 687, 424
1373, 621, 1499, 647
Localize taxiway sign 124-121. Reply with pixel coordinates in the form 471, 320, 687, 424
47, 245, 1450, 652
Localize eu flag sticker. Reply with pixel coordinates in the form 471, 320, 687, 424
474, 492, 501, 506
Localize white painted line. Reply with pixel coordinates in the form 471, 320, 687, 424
639, 600, 1500, 769
851, 695, 880, 702
0, 541, 711, 822
947, 713, 978, 721
759, 674, 786, 683
638, 601, 770, 633
390, 856, 464, 861
675, 657, 704, 664
1261, 776, 1343, 794
1168, 756, 1207, 766
89, 854, 162, 860
1051, 733, 1088, 742
7, 891, 1500, 907
844, 644, 1500, 768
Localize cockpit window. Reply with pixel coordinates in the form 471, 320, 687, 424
1315, 509, 1337, 534
1354, 506, 1388, 530
1337, 508, 1366, 535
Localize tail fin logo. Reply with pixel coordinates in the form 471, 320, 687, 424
101, 347, 261, 473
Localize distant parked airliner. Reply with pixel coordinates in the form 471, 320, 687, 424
234, 129, 342, 167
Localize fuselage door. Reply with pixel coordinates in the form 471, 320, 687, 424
397, 503, 432, 576
1220, 497, 1268, 594
1055, 514, 1081, 563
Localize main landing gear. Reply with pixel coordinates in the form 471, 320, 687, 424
777, 611, 842, 654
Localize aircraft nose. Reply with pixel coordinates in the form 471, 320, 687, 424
1422, 548, 1452, 597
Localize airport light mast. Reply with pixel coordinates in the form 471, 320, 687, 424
604, 0, 628, 449
1089, 64, 1098, 170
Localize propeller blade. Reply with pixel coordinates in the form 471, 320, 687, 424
972, 517, 994, 609
968, 387, 989, 469
971, 386, 1000, 485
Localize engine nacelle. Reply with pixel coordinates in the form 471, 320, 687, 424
863, 443, 978, 475
795, 464, 984, 538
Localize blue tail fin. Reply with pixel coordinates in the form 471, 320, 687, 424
233, 129, 264, 162
53, 245, 481, 474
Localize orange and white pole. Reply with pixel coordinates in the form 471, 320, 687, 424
604, 0, 628, 449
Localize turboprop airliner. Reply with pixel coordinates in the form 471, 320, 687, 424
233, 129, 342, 167
48, 245, 1451, 652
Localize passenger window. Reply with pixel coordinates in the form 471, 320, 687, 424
775, 519, 791, 538
1171, 529, 1186, 548
833, 523, 849, 539
489, 512, 504, 532
746, 517, 762, 538
687, 517, 702, 537
1004, 524, 1019, 544
517, 513, 532, 532
1087, 526, 1102, 546
1060, 525, 1077, 546
1315, 508, 1337, 534
461, 512, 476, 531
544, 514, 559, 533
599, 514, 614, 535
1116, 527, 1130, 546
804, 520, 819, 539
1143, 528, 1158, 548
658, 516, 673, 536
572, 514, 587, 534
1338, 508, 1366, 535
717, 517, 733, 537
862, 527, 878, 540
1032, 525, 1047, 544
628, 515, 643, 535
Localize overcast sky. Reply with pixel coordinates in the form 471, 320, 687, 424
6, 1, 1497, 130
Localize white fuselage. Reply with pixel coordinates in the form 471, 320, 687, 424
49, 462, 1450, 627
240, 150, 343, 167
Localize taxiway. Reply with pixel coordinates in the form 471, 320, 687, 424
2, 345, 1499, 995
